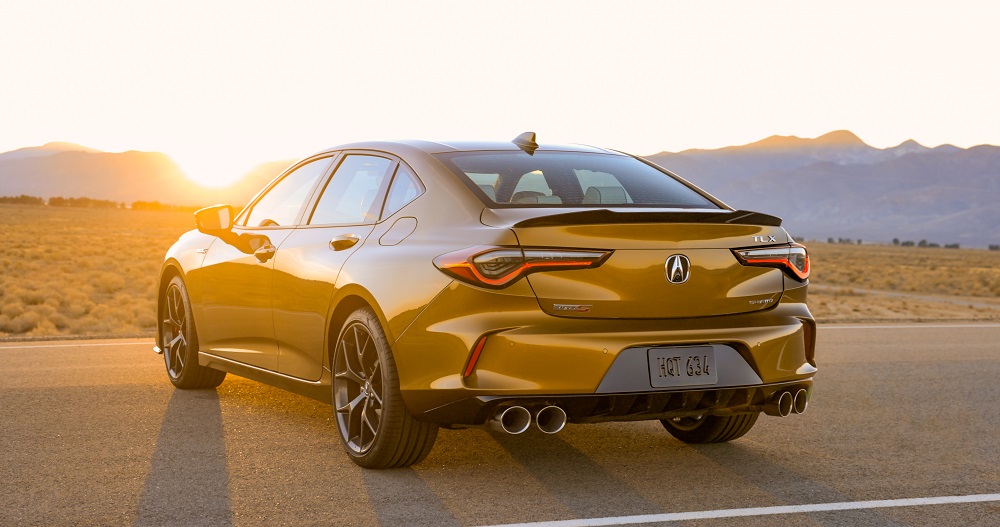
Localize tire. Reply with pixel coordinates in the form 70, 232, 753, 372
159, 276, 226, 389
332, 307, 438, 468
660, 412, 759, 443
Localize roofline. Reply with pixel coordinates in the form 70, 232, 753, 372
306, 139, 627, 158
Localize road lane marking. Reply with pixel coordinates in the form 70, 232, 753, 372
820, 324, 1000, 329
476, 493, 1000, 527
0, 341, 153, 350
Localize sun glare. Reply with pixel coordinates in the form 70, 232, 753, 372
173, 153, 256, 188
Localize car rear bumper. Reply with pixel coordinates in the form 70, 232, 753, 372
418, 379, 814, 425
392, 282, 815, 420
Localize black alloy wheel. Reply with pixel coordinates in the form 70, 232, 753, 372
332, 307, 437, 468
159, 276, 226, 389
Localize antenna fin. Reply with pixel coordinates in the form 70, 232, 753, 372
512, 132, 538, 154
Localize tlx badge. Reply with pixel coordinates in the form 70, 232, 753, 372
753, 235, 777, 243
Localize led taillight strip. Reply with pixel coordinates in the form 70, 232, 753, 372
433, 246, 613, 289
732, 243, 810, 281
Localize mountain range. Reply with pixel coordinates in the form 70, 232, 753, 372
645, 131, 999, 247
0, 143, 291, 207
1, 132, 997, 246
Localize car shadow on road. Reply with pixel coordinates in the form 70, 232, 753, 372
134, 389, 232, 527
362, 468, 461, 527
692, 442, 908, 526
489, 430, 662, 519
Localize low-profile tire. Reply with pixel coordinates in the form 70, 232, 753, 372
660, 412, 760, 443
332, 307, 438, 469
159, 276, 226, 389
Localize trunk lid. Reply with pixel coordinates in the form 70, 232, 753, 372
483, 208, 787, 319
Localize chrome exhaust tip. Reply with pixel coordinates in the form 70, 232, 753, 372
490, 406, 531, 435
535, 406, 567, 434
793, 389, 809, 414
764, 391, 794, 417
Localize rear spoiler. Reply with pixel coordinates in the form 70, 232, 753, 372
512, 209, 782, 228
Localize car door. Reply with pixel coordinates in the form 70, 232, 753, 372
272, 153, 396, 380
191, 156, 335, 370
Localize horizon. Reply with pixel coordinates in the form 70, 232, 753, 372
2, 1, 999, 185
2, 128, 992, 189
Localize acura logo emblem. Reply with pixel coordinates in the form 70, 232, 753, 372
665, 254, 691, 284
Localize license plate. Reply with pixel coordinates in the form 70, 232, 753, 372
648, 346, 718, 388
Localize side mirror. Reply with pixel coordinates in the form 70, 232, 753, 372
195, 204, 235, 234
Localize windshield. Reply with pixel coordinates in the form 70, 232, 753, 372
435, 151, 721, 209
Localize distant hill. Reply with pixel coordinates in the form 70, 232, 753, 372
645, 131, 1000, 247
0, 142, 102, 163
0, 144, 293, 208
224, 159, 297, 206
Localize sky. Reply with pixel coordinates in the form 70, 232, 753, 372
1, 0, 998, 186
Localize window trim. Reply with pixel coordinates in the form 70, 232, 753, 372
234, 154, 339, 229
378, 161, 426, 221
304, 151, 399, 228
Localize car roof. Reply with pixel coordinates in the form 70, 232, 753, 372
309, 139, 624, 158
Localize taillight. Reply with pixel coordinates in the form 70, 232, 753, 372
732, 243, 810, 281
433, 246, 612, 289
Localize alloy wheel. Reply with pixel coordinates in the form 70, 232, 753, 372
333, 322, 384, 454
162, 283, 188, 380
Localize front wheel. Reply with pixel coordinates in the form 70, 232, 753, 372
332, 307, 437, 468
660, 412, 759, 443
159, 276, 226, 389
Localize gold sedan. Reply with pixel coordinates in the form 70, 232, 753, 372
156, 133, 815, 468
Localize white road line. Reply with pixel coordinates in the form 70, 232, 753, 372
0, 341, 153, 350
476, 493, 1000, 527
820, 324, 1000, 330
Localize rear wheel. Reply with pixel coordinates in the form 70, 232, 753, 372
332, 307, 437, 468
159, 276, 226, 389
660, 412, 759, 443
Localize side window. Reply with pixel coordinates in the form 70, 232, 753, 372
381, 165, 424, 219
243, 157, 332, 227
309, 155, 393, 225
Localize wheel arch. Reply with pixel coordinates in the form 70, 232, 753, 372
325, 285, 393, 370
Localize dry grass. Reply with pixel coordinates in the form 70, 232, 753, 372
0, 204, 193, 338
2, 206, 998, 339
806, 241, 1000, 322
808, 242, 1000, 297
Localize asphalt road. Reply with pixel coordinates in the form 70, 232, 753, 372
1, 325, 998, 527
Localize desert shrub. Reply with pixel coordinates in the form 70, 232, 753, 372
1, 310, 40, 333
93, 271, 126, 295
1, 300, 24, 319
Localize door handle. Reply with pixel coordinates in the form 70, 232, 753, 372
254, 243, 276, 263
330, 234, 360, 251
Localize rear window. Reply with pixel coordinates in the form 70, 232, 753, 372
435, 151, 720, 209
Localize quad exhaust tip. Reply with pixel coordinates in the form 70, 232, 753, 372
535, 405, 567, 434
793, 388, 809, 414
764, 390, 794, 417
490, 406, 531, 435
764, 389, 809, 417
490, 405, 568, 435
